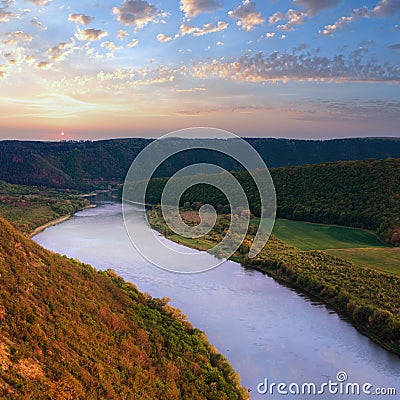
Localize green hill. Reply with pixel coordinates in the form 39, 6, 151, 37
1, 138, 400, 189
0, 216, 248, 399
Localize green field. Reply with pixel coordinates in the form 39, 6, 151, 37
250, 218, 400, 276
326, 248, 400, 276
270, 219, 387, 250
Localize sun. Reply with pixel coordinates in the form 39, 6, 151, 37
60, 132, 65, 136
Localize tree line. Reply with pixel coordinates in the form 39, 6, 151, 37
137, 158, 400, 246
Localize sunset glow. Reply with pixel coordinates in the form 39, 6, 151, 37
0, 0, 399, 139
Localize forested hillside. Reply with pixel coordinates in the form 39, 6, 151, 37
0, 139, 149, 189
1, 138, 399, 189
140, 158, 400, 246
0, 216, 248, 399
272, 158, 400, 245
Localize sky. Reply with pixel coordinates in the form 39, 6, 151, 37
0, 0, 399, 140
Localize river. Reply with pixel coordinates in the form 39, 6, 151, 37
33, 199, 399, 399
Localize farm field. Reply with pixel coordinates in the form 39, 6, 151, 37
269, 219, 387, 250
261, 218, 399, 276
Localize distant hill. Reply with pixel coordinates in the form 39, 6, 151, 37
0, 216, 248, 399
0, 139, 149, 189
0, 137, 400, 189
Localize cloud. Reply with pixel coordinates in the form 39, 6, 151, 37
295, 99, 400, 124
24, 55, 37, 65
75, 28, 109, 41
0, 94, 100, 119
268, 1, 341, 32
373, 0, 400, 15
31, 17, 47, 30
270, 6, 326, 31
321, 0, 400, 36
228, 0, 264, 31
0, 65, 8, 79
3, 31, 33, 45
0, 8, 15, 22
180, 21, 228, 37
101, 41, 121, 52
320, 17, 351, 36
94, 64, 185, 87
277, 9, 307, 31
179, 0, 223, 18
116, 30, 129, 40
176, 105, 272, 115
320, 6, 369, 35
113, 0, 167, 30
266, 32, 275, 39
293, 0, 340, 16
157, 33, 172, 42
47, 41, 75, 61
179, 24, 197, 36
68, 13, 94, 26
190, 49, 400, 83
388, 43, 400, 49
293, 43, 309, 52
174, 87, 207, 93
127, 38, 139, 47
35, 61, 53, 69
25, 0, 50, 5
268, 11, 285, 24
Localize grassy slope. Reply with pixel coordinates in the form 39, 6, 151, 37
325, 248, 400, 276
0, 215, 248, 399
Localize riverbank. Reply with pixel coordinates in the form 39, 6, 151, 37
148, 208, 400, 357
29, 204, 96, 237
29, 214, 72, 237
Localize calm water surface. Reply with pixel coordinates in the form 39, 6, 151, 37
34, 200, 400, 399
